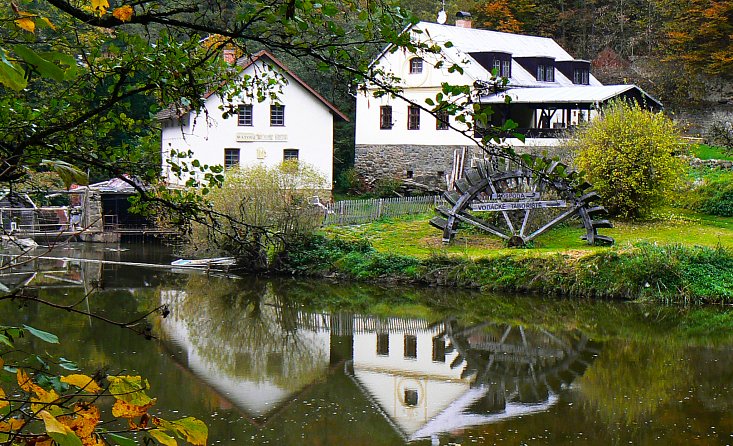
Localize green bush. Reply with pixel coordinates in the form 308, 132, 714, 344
569, 100, 686, 219
685, 169, 733, 217
189, 161, 328, 270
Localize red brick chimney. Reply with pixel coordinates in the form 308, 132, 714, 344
456, 11, 472, 28
222, 49, 236, 65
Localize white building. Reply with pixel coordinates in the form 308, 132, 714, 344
160, 50, 348, 189
354, 17, 661, 187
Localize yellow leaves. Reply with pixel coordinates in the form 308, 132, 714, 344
59, 403, 100, 439
90, 0, 110, 16
17, 369, 60, 414
111, 398, 155, 419
15, 17, 36, 33
61, 375, 102, 393
0, 387, 7, 410
112, 5, 134, 22
39, 411, 83, 446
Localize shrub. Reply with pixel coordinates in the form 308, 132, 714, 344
188, 161, 328, 270
685, 169, 733, 217
569, 100, 685, 219
705, 112, 733, 156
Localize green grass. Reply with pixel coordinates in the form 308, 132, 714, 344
691, 144, 733, 161
321, 209, 733, 260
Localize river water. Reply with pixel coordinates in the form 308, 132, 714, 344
2, 244, 733, 445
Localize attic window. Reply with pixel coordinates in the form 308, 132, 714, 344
537, 64, 555, 82
573, 68, 590, 85
410, 58, 424, 74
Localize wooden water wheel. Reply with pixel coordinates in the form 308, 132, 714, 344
430, 156, 614, 246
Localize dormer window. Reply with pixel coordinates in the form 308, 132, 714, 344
516, 56, 555, 82
410, 57, 423, 74
469, 51, 512, 78
557, 60, 592, 85
573, 68, 590, 85
537, 64, 554, 82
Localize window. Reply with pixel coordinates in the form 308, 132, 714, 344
545, 65, 555, 82
409, 57, 423, 74
224, 148, 240, 169
407, 105, 420, 130
573, 68, 589, 85
270, 104, 285, 126
502, 60, 511, 78
380, 106, 393, 129
404, 335, 417, 359
377, 334, 389, 356
238, 104, 252, 126
492, 59, 501, 75
283, 149, 299, 161
404, 389, 419, 407
432, 336, 446, 362
436, 109, 449, 130
537, 65, 554, 82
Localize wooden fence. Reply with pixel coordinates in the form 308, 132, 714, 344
322, 195, 442, 226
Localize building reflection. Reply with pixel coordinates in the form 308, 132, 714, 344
157, 280, 599, 442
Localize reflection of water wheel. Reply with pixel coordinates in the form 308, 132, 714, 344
430, 157, 614, 246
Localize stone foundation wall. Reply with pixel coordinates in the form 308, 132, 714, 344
355, 144, 574, 187
355, 144, 480, 188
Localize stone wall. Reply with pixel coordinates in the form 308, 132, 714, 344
355, 143, 572, 187
355, 144, 480, 188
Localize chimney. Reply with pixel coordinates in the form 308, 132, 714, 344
222, 48, 236, 65
455, 11, 472, 28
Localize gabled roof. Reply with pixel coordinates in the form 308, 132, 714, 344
480, 85, 663, 109
218, 50, 349, 122
370, 22, 603, 88
158, 50, 349, 122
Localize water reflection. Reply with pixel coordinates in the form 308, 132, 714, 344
159, 278, 599, 442
4, 247, 733, 445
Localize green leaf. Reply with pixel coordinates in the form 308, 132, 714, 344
0, 61, 27, 91
108, 375, 153, 406
158, 417, 208, 446
13, 45, 65, 82
39, 160, 89, 187
148, 429, 177, 446
40, 411, 83, 446
22, 325, 59, 344
0, 334, 13, 348
105, 433, 137, 446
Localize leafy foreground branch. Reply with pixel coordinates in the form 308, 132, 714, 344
0, 325, 206, 446
278, 236, 733, 304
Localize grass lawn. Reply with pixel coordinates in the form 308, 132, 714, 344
691, 144, 733, 161
321, 208, 733, 259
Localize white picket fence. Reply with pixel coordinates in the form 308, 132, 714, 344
322, 195, 442, 226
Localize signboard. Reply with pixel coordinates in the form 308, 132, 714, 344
236, 133, 288, 142
490, 192, 540, 200
470, 200, 567, 212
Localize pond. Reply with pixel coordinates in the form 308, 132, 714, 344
2, 244, 733, 445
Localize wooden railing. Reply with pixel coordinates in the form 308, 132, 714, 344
322, 195, 442, 226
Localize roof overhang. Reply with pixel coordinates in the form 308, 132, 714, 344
479, 84, 663, 109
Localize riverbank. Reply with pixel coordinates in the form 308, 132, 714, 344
279, 210, 733, 304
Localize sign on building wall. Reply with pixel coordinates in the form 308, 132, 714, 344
236, 133, 288, 142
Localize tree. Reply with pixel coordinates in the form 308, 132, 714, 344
472, 0, 533, 33
659, 0, 733, 78
569, 100, 685, 219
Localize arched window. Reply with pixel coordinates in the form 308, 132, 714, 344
409, 57, 423, 74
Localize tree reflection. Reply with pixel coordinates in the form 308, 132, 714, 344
159, 275, 330, 391
576, 338, 691, 429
